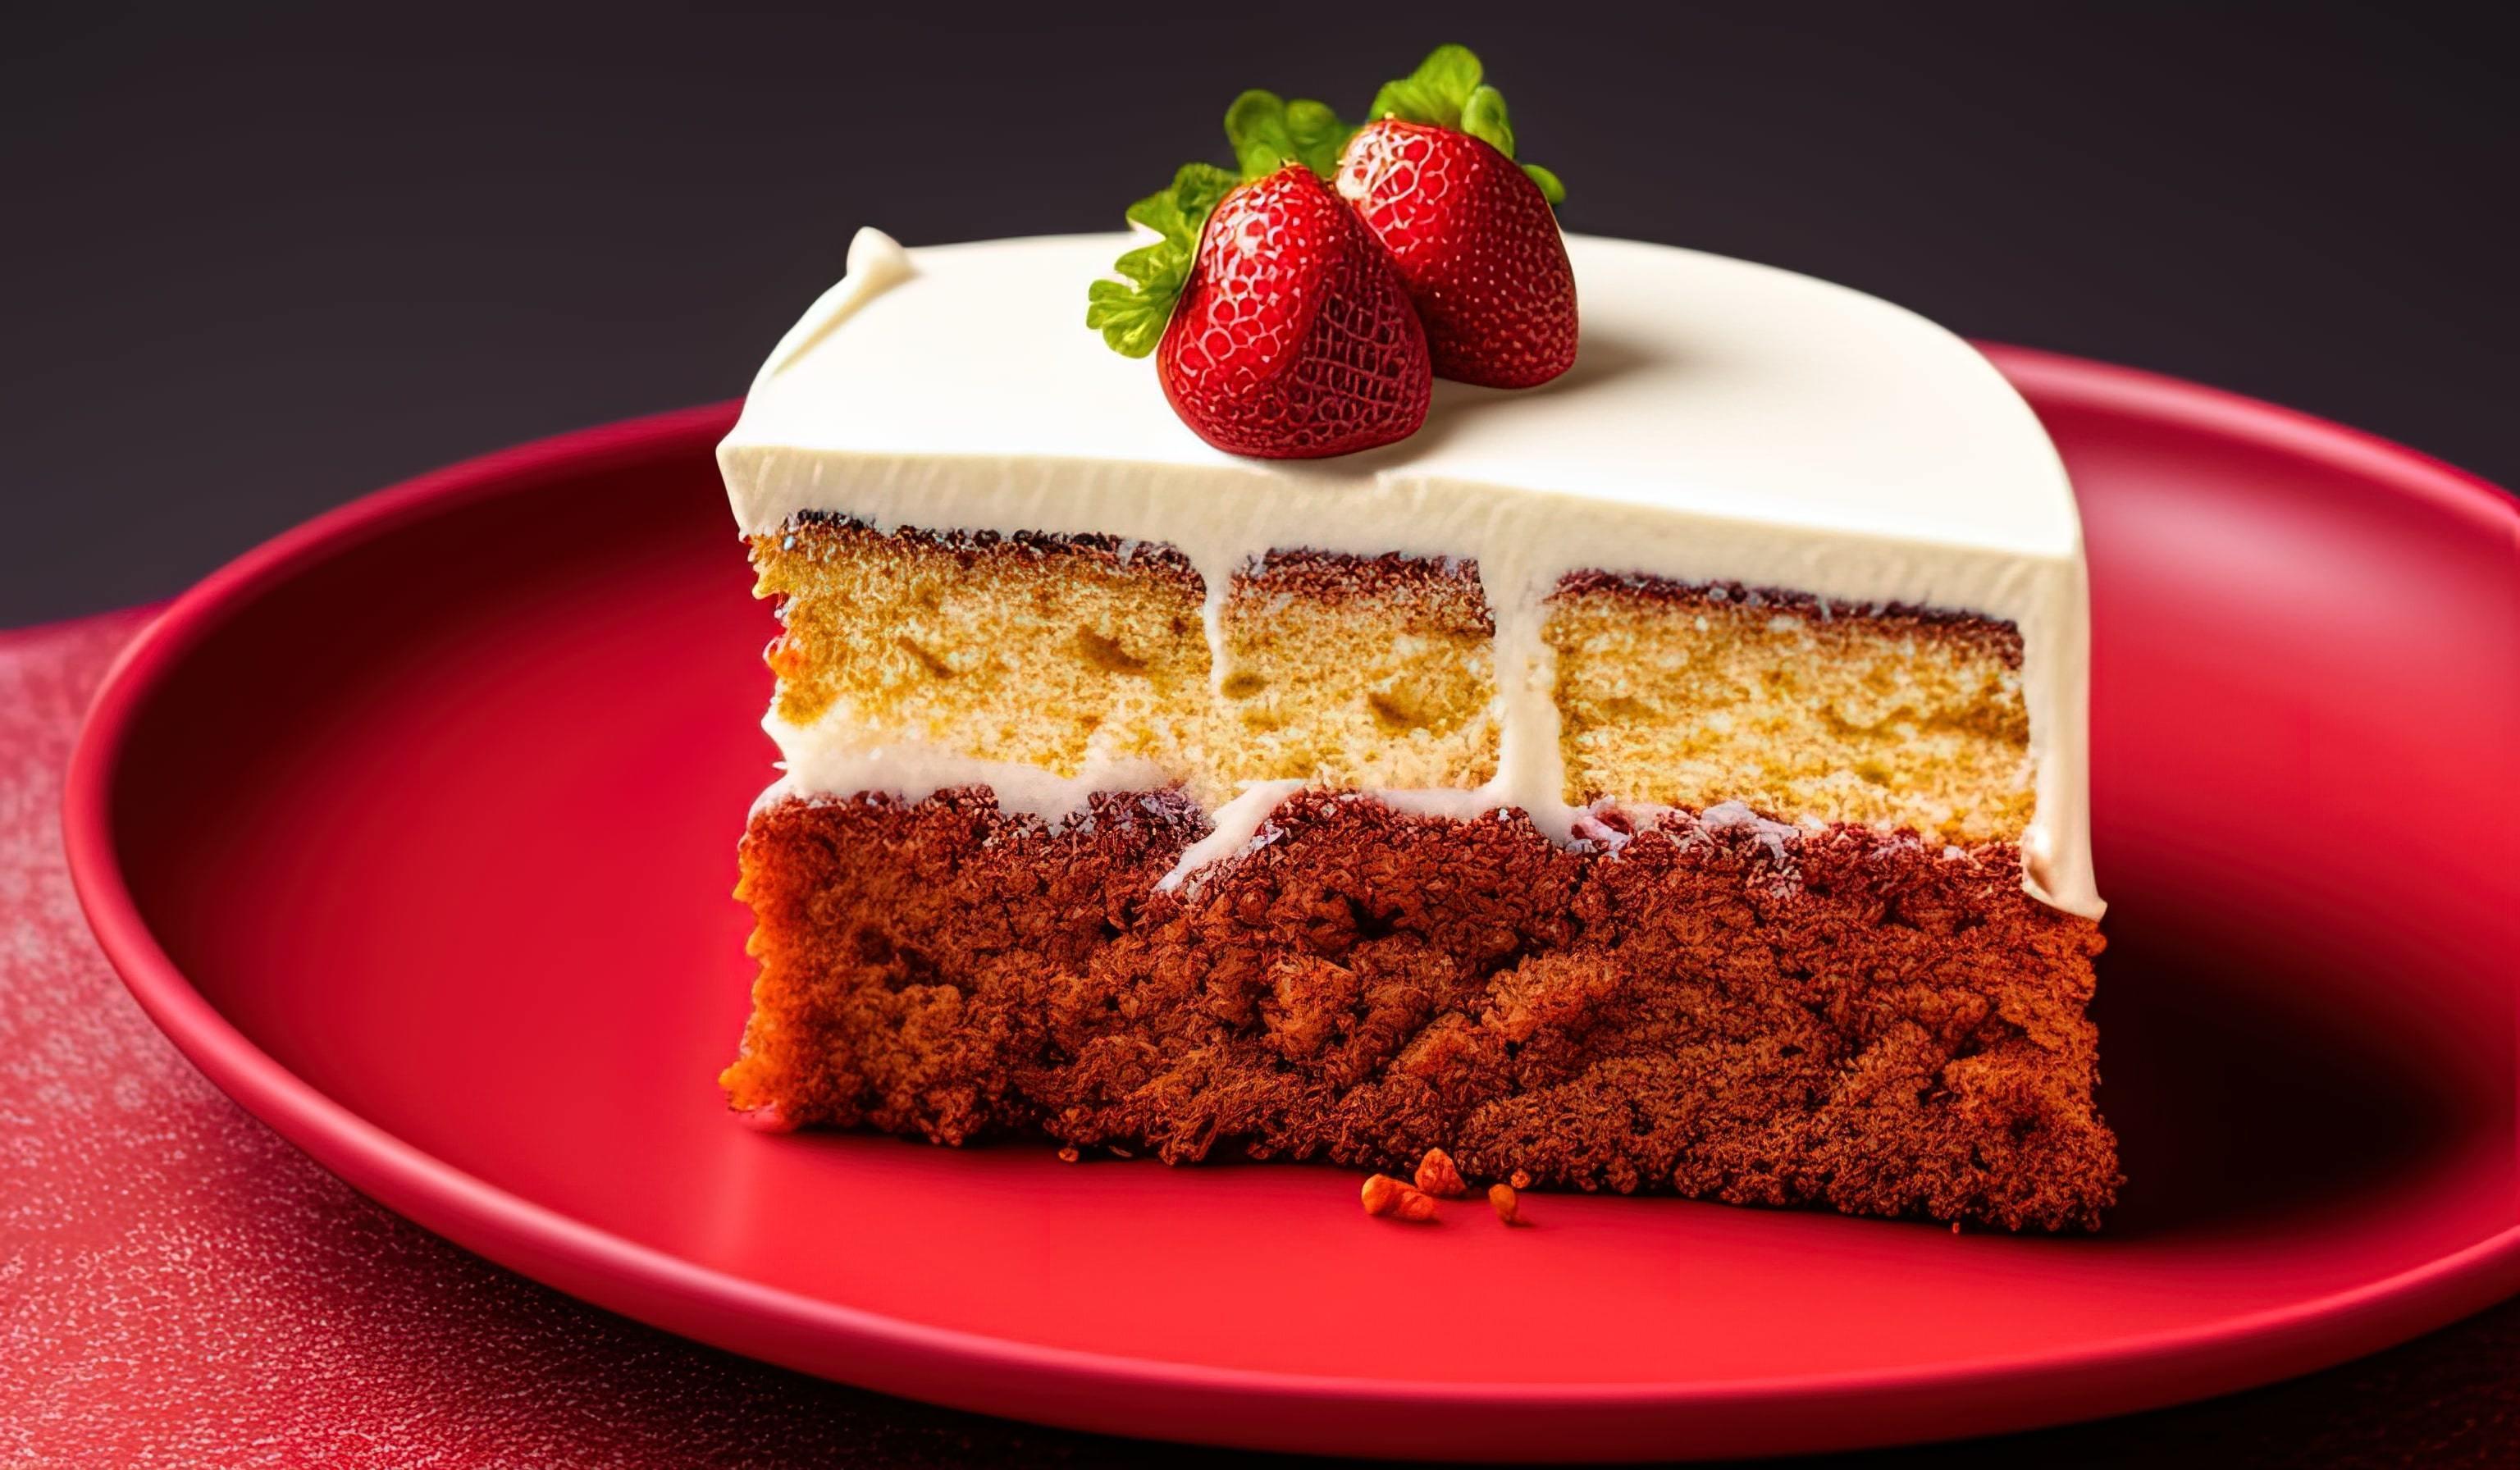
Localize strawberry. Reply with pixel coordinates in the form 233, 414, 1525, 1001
1158, 165, 1430, 458
1089, 152, 1430, 459
1336, 46, 1577, 388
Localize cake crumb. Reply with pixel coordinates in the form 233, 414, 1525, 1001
1414, 1148, 1468, 1198
1509, 1169, 1532, 1191
1057, 1144, 1080, 1164
1363, 1173, 1439, 1222
1489, 1183, 1525, 1226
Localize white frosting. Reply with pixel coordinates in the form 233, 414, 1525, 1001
766, 728, 1175, 829
1157, 778, 1307, 890
723, 230, 2101, 919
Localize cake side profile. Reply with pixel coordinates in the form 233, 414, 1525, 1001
716, 228, 2115, 1230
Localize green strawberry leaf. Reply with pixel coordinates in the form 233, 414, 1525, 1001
1458, 84, 1513, 159
1368, 43, 1482, 129
1086, 162, 1239, 358
1224, 89, 1350, 180
1366, 44, 1567, 208
1224, 90, 1289, 179
1283, 98, 1351, 178
1125, 161, 1236, 246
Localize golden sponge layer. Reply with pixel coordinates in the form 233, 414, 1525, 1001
1221, 551, 1495, 790
757, 519, 1498, 801
1548, 577, 2031, 842
761, 523, 1212, 776
754, 518, 2032, 841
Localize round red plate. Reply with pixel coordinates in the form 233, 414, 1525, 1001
63, 348, 2520, 1462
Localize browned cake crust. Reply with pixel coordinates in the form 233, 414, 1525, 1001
724, 790, 2116, 1230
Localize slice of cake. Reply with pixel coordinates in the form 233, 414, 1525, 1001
716, 52, 2112, 1230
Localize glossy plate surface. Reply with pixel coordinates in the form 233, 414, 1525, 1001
64, 349, 2520, 1461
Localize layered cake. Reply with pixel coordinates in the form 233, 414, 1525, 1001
717, 52, 2114, 1230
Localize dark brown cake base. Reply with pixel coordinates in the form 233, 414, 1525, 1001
723, 789, 2116, 1230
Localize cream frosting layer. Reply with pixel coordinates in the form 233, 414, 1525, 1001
722, 229, 2101, 918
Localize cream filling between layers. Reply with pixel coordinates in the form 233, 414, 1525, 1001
727, 230, 2102, 918
758, 727, 1883, 896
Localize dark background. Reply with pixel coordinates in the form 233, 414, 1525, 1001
7, 6, 2519, 1465
3, 1, 2515, 625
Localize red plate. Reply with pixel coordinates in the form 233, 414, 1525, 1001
62, 348, 2520, 1461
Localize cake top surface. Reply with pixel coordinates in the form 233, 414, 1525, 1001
723, 230, 2081, 568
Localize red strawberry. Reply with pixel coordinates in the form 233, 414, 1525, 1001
1338, 118, 1577, 388
1328, 46, 1577, 388
1155, 164, 1431, 459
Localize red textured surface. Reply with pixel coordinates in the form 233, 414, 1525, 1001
16, 349, 2520, 1463
1158, 165, 1431, 457
1337, 119, 1581, 387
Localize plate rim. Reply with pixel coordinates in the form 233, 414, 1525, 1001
58, 352, 2520, 1462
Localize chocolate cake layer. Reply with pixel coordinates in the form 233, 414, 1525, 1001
724, 790, 2115, 1230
